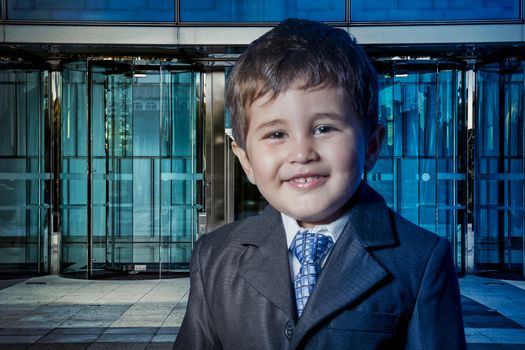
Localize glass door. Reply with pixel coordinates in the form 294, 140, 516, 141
368, 62, 467, 272
60, 60, 202, 278
0, 67, 49, 274
475, 60, 525, 274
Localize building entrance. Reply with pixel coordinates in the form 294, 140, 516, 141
60, 60, 203, 278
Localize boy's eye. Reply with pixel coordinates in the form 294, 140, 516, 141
313, 125, 335, 135
265, 131, 286, 139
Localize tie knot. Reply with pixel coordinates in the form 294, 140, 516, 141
290, 231, 334, 265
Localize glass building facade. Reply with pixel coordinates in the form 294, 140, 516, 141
4, 0, 521, 22
0, 68, 49, 274
0, 0, 524, 277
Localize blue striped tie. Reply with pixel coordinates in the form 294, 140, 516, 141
290, 231, 334, 317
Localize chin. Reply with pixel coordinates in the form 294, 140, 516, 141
292, 211, 332, 225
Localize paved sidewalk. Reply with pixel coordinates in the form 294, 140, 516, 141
0, 276, 189, 349
0, 274, 523, 349
461, 276, 525, 349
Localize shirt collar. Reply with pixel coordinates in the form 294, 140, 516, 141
281, 210, 351, 249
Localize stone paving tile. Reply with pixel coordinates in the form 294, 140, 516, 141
0, 328, 50, 336
38, 333, 98, 343
103, 327, 158, 335
151, 333, 176, 343
468, 345, 525, 350
68, 304, 131, 322
162, 303, 186, 328
59, 320, 114, 328
87, 343, 148, 350
29, 343, 91, 350
465, 330, 494, 344
48, 327, 106, 335
0, 335, 42, 344
478, 328, 525, 344
95, 333, 154, 343
0, 344, 29, 350
145, 343, 173, 350
156, 327, 179, 334
9, 322, 62, 329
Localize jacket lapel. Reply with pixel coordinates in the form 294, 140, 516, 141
238, 206, 296, 319
289, 184, 397, 349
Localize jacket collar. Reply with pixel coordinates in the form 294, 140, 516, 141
238, 205, 297, 319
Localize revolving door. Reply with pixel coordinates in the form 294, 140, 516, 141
60, 61, 203, 278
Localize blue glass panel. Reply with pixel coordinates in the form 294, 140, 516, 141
0, 69, 48, 274
351, 0, 519, 21
475, 61, 525, 271
372, 66, 465, 270
8, 0, 175, 21
181, 0, 345, 22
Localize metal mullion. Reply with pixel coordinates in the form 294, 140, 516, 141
497, 62, 506, 270
416, 73, 422, 227
346, 0, 350, 24
434, 66, 440, 238
159, 64, 164, 278
175, 0, 180, 24
1, 0, 6, 20
37, 70, 42, 273
104, 73, 111, 269
87, 59, 93, 279
522, 62, 525, 277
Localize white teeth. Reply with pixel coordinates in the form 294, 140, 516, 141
294, 176, 317, 183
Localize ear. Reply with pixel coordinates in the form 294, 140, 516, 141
231, 141, 256, 184
364, 125, 385, 172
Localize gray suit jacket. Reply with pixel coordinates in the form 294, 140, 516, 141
174, 183, 466, 349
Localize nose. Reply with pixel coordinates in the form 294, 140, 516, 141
286, 136, 319, 164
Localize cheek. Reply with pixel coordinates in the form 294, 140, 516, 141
330, 144, 365, 176
249, 151, 279, 179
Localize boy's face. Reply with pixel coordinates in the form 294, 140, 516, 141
232, 84, 384, 228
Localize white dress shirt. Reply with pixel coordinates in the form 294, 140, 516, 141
281, 211, 351, 281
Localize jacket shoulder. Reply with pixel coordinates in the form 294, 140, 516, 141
193, 209, 273, 263
391, 208, 443, 243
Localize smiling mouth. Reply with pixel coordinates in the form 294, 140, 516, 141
290, 176, 322, 184
286, 175, 328, 188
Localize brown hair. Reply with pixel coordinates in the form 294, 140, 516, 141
225, 18, 378, 149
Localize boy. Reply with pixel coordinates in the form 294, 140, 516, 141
174, 19, 466, 350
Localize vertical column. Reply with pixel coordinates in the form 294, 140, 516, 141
204, 70, 230, 231
87, 60, 93, 279
465, 68, 476, 274
49, 68, 62, 275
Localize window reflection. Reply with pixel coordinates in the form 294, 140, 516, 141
180, 0, 345, 22
351, 0, 519, 21
8, 0, 175, 21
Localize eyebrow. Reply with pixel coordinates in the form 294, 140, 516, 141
253, 118, 287, 131
311, 112, 347, 121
